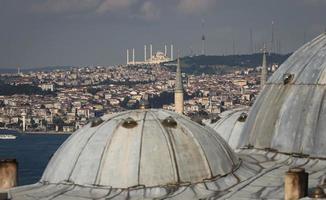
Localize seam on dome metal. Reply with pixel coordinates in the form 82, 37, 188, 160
150, 112, 180, 183
66, 121, 107, 182
42, 123, 92, 180
282, 35, 326, 80
177, 118, 214, 179
137, 111, 147, 186
186, 115, 239, 169
47, 185, 76, 200
293, 87, 316, 153
296, 42, 326, 84
311, 87, 326, 155
93, 115, 127, 185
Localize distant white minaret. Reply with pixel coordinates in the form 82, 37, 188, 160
174, 57, 184, 114
22, 112, 26, 132
261, 45, 268, 88
132, 48, 135, 64
164, 45, 167, 56
144, 45, 147, 62
127, 49, 129, 65
171, 45, 174, 60
150, 44, 153, 61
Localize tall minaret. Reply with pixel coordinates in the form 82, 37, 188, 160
132, 48, 135, 65
164, 45, 167, 56
127, 49, 129, 65
261, 45, 267, 88
150, 44, 153, 61
175, 57, 184, 114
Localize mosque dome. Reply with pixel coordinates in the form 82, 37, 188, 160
240, 33, 326, 157
41, 109, 240, 188
207, 108, 248, 149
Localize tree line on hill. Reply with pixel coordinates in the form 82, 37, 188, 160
166, 53, 291, 75
0, 80, 56, 96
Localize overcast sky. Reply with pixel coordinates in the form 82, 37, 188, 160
0, 0, 325, 68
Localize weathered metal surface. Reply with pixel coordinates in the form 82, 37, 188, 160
9, 149, 326, 199
40, 109, 241, 188
219, 149, 326, 200
240, 33, 326, 157
8, 159, 261, 200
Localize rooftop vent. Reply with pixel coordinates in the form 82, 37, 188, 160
91, 118, 104, 127
122, 117, 138, 128
238, 113, 248, 122
283, 73, 294, 85
161, 116, 177, 128
210, 115, 221, 124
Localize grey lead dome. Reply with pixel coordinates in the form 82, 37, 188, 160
240, 33, 326, 157
41, 109, 239, 188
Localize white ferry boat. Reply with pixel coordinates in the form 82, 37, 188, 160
0, 134, 17, 140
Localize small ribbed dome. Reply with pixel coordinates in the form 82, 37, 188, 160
41, 109, 239, 188
207, 108, 248, 149
240, 33, 326, 157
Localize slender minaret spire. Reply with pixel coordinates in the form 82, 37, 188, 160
175, 56, 184, 114
144, 45, 147, 62
150, 44, 153, 61
261, 45, 268, 88
164, 45, 167, 56
132, 48, 135, 64
22, 112, 26, 132
171, 44, 174, 61
127, 49, 129, 65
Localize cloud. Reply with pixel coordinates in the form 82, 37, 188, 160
139, 1, 160, 21
31, 0, 100, 14
303, 0, 326, 5
178, 0, 217, 15
96, 0, 137, 14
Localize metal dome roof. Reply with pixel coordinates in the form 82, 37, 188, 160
240, 33, 326, 157
41, 109, 239, 188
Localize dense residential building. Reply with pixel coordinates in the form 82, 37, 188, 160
0, 61, 270, 133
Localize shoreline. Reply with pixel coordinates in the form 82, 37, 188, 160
0, 128, 72, 135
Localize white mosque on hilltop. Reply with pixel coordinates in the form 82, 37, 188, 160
126, 44, 174, 65
4, 33, 326, 199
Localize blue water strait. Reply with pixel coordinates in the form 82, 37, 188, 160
0, 130, 69, 186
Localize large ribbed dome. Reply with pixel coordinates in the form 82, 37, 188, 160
240, 33, 326, 157
41, 109, 239, 188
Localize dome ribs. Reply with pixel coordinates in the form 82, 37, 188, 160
136, 112, 147, 186
148, 111, 180, 184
